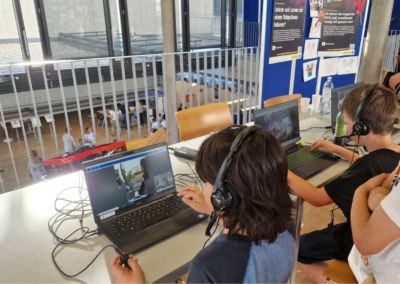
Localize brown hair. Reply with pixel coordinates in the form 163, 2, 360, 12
30, 150, 38, 157
195, 125, 294, 245
341, 84, 397, 135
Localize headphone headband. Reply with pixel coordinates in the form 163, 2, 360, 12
353, 83, 379, 124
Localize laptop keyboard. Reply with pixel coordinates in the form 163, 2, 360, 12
104, 194, 190, 238
287, 147, 325, 171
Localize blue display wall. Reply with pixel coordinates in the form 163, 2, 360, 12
257, 0, 369, 104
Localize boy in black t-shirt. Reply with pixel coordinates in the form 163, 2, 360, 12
287, 84, 400, 283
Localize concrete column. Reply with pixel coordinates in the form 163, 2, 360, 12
360, 0, 394, 84
161, 0, 177, 143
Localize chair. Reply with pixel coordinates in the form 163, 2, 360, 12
175, 102, 232, 142
263, 94, 302, 108
323, 260, 358, 284
125, 129, 168, 151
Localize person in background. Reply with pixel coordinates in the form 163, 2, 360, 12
178, 103, 183, 111
84, 127, 96, 145
28, 150, 45, 182
78, 139, 83, 146
110, 125, 295, 284
110, 105, 122, 137
389, 72, 400, 90
62, 128, 75, 154
118, 103, 127, 130
348, 168, 400, 283
151, 114, 166, 134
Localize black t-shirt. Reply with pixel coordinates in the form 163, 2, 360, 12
324, 149, 400, 259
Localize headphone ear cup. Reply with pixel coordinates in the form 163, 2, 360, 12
224, 183, 240, 211
359, 119, 371, 136
211, 187, 232, 212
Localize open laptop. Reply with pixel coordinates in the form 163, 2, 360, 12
254, 100, 339, 179
331, 82, 364, 133
82, 143, 207, 254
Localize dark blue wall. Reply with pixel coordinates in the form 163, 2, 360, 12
243, 0, 260, 22
391, 0, 400, 30
261, 0, 368, 104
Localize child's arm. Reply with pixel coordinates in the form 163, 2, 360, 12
351, 173, 400, 255
368, 187, 390, 212
310, 139, 362, 163
287, 171, 334, 207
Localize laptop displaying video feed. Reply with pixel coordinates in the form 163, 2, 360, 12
254, 100, 339, 179
82, 143, 207, 254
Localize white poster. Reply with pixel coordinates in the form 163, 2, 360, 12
44, 115, 54, 123
11, 120, 21, 128
30, 117, 42, 127
303, 39, 319, 60
303, 60, 318, 82
319, 58, 339, 77
338, 56, 359, 75
309, 18, 321, 38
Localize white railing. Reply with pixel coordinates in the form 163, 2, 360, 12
0, 46, 261, 193
236, 22, 262, 48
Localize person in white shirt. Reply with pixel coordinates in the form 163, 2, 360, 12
109, 106, 122, 137
62, 128, 75, 153
151, 114, 166, 134
84, 127, 96, 145
349, 164, 400, 283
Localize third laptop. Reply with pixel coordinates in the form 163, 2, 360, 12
254, 100, 339, 179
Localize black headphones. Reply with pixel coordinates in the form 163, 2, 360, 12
205, 125, 262, 236
338, 83, 379, 138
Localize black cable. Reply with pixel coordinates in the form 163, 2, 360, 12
203, 214, 221, 249
51, 226, 116, 277
300, 126, 331, 132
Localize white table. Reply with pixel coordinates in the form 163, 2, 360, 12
2, 107, 400, 284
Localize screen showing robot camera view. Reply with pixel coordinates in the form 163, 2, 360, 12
83, 146, 175, 219
255, 101, 300, 145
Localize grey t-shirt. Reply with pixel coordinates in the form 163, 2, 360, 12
187, 230, 295, 284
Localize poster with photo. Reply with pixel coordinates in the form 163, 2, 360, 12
309, 0, 323, 17
269, 0, 307, 64
318, 0, 365, 57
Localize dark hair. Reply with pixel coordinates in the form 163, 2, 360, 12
341, 84, 397, 135
195, 125, 294, 245
30, 150, 38, 157
85, 127, 90, 133
79, 138, 82, 142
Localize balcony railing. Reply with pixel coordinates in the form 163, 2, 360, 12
0, 45, 261, 193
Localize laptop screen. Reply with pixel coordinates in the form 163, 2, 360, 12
254, 100, 300, 149
331, 82, 364, 133
83, 144, 175, 220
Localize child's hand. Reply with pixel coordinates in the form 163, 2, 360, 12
368, 187, 390, 211
177, 185, 212, 215
310, 139, 337, 153
361, 173, 390, 193
110, 254, 145, 284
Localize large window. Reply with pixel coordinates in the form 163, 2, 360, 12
20, 0, 43, 63
0, 0, 24, 74
42, 0, 109, 60
109, 0, 124, 56
189, 0, 222, 49
126, 0, 164, 55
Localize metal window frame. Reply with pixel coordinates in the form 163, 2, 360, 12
181, 0, 190, 52
119, 0, 132, 57
103, 0, 116, 58
229, 0, 237, 48
12, 0, 31, 62
34, 0, 52, 60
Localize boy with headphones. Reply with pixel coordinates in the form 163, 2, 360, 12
110, 125, 296, 283
287, 84, 400, 282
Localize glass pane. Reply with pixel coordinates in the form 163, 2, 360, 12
0, 0, 25, 74
237, 0, 244, 22
126, 0, 164, 55
109, 0, 123, 56
20, 0, 44, 63
175, 0, 183, 52
42, 0, 109, 60
189, 0, 221, 49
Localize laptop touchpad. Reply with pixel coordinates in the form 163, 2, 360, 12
144, 218, 182, 240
